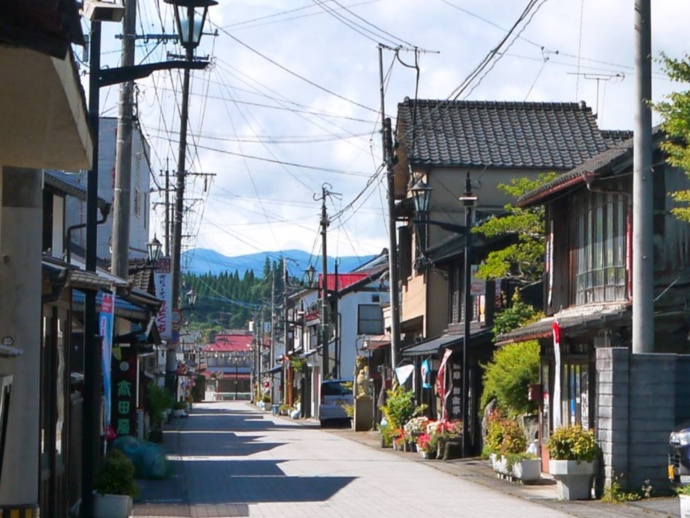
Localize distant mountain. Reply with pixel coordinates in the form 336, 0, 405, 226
182, 248, 379, 278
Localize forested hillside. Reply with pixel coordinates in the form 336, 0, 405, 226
181, 258, 299, 333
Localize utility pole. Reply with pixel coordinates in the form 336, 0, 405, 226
317, 184, 331, 379
632, 0, 654, 353
164, 161, 170, 257
270, 270, 276, 403
334, 259, 340, 379
283, 259, 289, 404
379, 45, 402, 376
168, 0, 218, 395
111, 0, 137, 278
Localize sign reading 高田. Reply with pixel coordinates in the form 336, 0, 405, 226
154, 257, 173, 340
111, 345, 137, 437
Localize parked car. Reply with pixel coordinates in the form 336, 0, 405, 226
669, 422, 690, 484
319, 379, 353, 427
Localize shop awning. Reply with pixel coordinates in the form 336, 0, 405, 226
402, 334, 461, 357
402, 328, 494, 357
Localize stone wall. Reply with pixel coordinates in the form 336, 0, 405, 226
596, 348, 690, 493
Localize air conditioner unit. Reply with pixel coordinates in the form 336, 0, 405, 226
83, 0, 125, 23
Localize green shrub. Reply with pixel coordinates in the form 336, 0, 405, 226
548, 425, 599, 462
94, 449, 138, 497
484, 412, 527, 456
148, 383, 174, 427
380, 386, 426, 430
481, 340, 539, 417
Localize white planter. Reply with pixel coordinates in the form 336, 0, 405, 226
94, 493, 133, 518
512, 458, 541, 483
680, 494, 690, 518
549, 459, 597, 500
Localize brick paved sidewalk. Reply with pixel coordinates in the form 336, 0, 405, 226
132, 416, 191, 517
322, 423, 679, 518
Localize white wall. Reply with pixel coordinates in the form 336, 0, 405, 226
65, 117, 152, 262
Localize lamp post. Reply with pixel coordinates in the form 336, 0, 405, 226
411, 174, 476, 459
165, 0, 217, 397
147, 236, 163, 265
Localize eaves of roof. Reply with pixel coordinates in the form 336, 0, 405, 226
517, 127, 667, 208
44, 170, 109, 212
496, 304, 631, 346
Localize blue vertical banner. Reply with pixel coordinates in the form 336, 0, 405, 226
100, 293, 115, 426
421, 359, 432, 389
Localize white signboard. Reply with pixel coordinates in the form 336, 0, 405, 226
470, 265, 485, 296
154, 257, 173, 340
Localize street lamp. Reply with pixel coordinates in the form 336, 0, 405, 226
304, 265, 317, 288
165, 0, 216, 398
167, 0, 217, 50
147, 235, 163, 264
411, 173, 476, 458
185, 288, 197, 308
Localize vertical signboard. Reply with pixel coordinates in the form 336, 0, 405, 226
154, 257, 172, 340
111, 345, 137, 437
446, 361, 463, 422
99, 293, 115, 426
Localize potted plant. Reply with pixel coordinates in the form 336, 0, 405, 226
404, 416, 429, 452
497, 418, 541, 483
93, 449, 138, 518
677, 484, 690, 516
548, 424, 600, 500
427, 420, 461, 460
416, 432, 434, 459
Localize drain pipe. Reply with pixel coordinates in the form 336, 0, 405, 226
65, 203, 112, 264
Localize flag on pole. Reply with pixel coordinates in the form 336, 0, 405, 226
552, 320, 562, 429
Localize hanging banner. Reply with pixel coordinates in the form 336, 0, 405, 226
99, 293, 115, 426
421, 359, 432, 389
552, 320, 562, 429
436, 349, 453, 420
154, 257, 173, 340
394, 364, 415, 386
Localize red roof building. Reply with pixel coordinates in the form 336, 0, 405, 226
204, 331, 253, 353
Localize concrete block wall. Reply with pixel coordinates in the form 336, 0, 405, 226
596, 347, 690, 493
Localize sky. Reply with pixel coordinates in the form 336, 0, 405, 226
92, 0, 690, 272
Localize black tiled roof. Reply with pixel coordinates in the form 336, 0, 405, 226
517, 127, 667, 208
396, 99, 609, 170
601, 130, 634, 147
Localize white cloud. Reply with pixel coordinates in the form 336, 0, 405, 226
95, 0, 690, 262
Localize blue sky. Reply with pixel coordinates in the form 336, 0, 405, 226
93, 0, 690, 265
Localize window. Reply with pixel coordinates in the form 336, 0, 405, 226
358, 304, 383, 335
572, 188, 628, 304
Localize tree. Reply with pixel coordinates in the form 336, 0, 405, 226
655, 53, 690, 222
480, 340, 539, 417
472, 173, 557, 285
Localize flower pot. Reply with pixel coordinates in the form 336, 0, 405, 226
419, 450, 430, 459
680, 494, 690, 518
512, 458, 541, 483
549, 460, 597, 500
94, 493, 133, 518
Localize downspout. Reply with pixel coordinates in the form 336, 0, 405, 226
65, 203, 111, 264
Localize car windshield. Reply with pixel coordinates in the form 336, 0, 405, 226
322, 381, 352, 396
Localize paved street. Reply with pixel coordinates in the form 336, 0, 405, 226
133, 402, 678, 518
